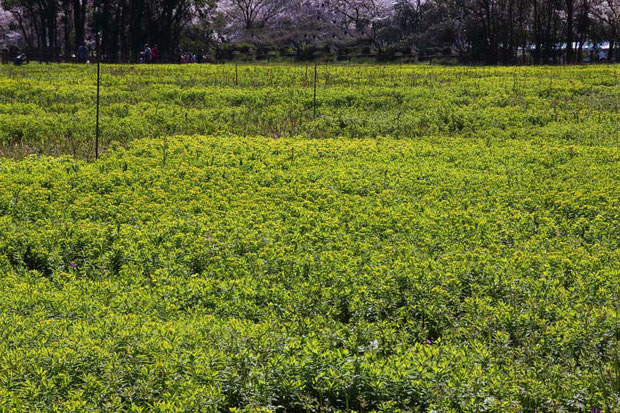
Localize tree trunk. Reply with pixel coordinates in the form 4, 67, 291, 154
46, 0, 58, 56
130, 0, 145, 60
63, 1, 72, 57
566, 0, 574, 63
73, 0, 86, 48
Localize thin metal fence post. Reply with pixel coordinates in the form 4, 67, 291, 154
313, 64, 318, 118
95, 33, 101, 160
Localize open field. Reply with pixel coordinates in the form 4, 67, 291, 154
0, 65, 619, 411
0, 64, 619, 156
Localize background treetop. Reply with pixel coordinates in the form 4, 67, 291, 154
0, 0, 619, 63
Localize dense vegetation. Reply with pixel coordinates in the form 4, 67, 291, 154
0, 64, 619, 157
0, 64, 619, 411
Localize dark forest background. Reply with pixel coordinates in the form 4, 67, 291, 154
0, 0, 618, 64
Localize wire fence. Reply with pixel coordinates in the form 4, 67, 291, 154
1, 55, 618, 160
0, 59, 465, 159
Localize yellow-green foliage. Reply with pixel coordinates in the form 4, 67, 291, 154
0, 64, 618, 157
0, 133, 618, 411
0, 64, 619, 411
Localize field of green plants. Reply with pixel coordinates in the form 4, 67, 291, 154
0, 64, 619, 412
1, 64, 619, 156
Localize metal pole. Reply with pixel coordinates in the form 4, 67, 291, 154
95, 33, 101, 160
313, 64, 317, 118
235, 63, 238, 86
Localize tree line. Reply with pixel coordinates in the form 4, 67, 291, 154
1, 0, 618, 63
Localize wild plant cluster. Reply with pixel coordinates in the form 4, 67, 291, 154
0, 64, 618, 158
0, 65, 618, 411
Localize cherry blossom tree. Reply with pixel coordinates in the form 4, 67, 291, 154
223, 0, 290, 30
0, 5, 21, 48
